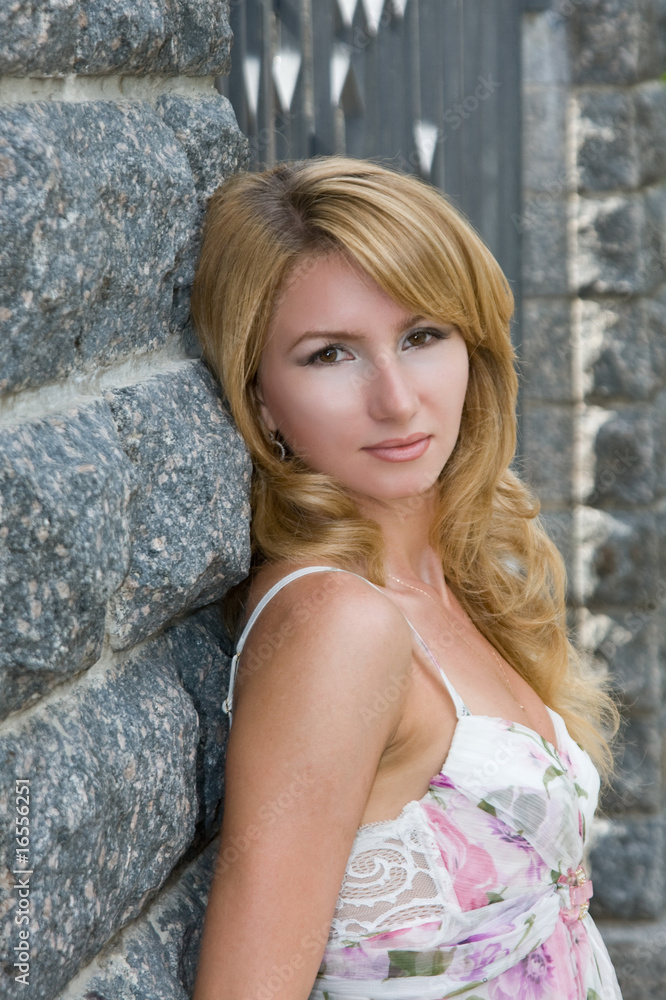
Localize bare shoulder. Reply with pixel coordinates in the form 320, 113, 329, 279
232, 561, 413, 742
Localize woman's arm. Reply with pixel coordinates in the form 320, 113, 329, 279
193, 572, 412, 1000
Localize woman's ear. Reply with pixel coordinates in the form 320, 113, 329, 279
254, 381, 278, 435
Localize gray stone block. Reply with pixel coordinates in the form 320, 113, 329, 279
539, 511, 575, 585
586, 409, 654, 506
635, 79, 666, 186
523, 85, 568, 192
653, 387, 666, 498
57, 838, 219, 1000
161, 605, 232, 851
0, 650, 199, 1000
155, 95, 250, 339
522, 9, 569, 85
144, 837, 218, 995
599, 715, 662, 816
522, 298, 573, 403
580, 298, 664, 402
0, 101, 196, 394
573, 90, 638, 192
521, 194, 569, 295
569, 0, 660, 85
0, 0, 232, 77
60, 923, 189, 1000
106, 361, 251, 650
575, 193, 660, 296
0, 402, 132, 721
521, 403, 574, 504
589, 813, 665, 919
579, 509, 659, 607
584, 610, 661, 713
599, 915, 666, 1000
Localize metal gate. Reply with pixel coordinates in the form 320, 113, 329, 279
217, 0, 549, 444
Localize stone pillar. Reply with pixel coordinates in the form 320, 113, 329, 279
522, 2, 666, 996
0, 4, 251, 999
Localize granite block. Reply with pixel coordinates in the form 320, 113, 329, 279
573, 89, 638, 191
569, 0, 660, 85
579, 508, 659, 607
585, 408, 654, 506
581, 609, 662, 713
522, 298, 573, 403
0, 101, 196, 394
600, 915, 666, 1000
598, 715, 662, 816
161, 605, 232, 852
589, 813, 665, 919
57, 838, 219, 1000
106, 361, 251, 650
0, 401, 132, 720
520, 194, 569, 295
521, 403, 574, 504
0, 649, 199, 1000
0, 0, 232, 77
575, 193, 656, 296
523, 85, 568, 192
580, 298, 663, 402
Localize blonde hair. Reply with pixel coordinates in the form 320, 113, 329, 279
191, 155, 621, 785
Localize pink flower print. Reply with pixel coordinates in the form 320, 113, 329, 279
488, 816, 533, 851
320, 941, 390, 979
423, 803, 498, 911
488, 924, 576, 1000
455, 941, 510, 981
431, 772, 457, 791
488, 943, 554, 1000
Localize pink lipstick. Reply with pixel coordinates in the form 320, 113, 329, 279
363, 434, 431, 462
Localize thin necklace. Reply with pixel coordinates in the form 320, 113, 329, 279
387, 572, 528, 715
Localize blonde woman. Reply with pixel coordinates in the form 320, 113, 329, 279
190, 156, 623, 1000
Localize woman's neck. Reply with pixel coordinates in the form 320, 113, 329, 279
355, 488, 446, 591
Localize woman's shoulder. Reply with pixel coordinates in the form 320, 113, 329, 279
232, 561, 414, 737
239, 560, 412, 654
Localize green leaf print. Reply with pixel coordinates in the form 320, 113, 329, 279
486, 888, 506, 903
516, 912, 537, 950
542, 764, 565, 796
477, 798, 497, 817
587, 990, 602, 1000
550, 868, 562, 884
575, 781, 589, 798
387, 948, 454, 977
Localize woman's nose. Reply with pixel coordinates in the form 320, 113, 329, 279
365, 353, 419, 423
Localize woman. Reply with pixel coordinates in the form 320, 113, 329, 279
190, 156, 623, 999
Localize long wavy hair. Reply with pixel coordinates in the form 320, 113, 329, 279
191, 155, 621, 784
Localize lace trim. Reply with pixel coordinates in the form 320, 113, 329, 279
330, 808, 459, 940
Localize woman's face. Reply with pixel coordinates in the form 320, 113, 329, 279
256, 253, 469, 505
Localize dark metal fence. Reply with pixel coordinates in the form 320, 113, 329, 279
217, 0, 539, 446
218, 0, 525, 286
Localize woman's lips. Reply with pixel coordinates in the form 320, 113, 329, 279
363, 435, 431, 462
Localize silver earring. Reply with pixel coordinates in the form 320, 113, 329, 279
268, 431, 286, 461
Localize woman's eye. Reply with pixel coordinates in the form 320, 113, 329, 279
307, 344, 350, 365
405, 328, 443, 348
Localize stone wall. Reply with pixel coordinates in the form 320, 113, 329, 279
521, 3, 666, 997
0, 3, 251, 998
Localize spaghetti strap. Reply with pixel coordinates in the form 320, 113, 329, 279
222, 565, 470, 725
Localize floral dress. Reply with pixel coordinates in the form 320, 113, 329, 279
223, 566, 623, 1000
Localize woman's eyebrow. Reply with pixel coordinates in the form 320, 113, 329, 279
288, 313, 426, 350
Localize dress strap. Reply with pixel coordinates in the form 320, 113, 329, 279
222, 565, 470, 725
